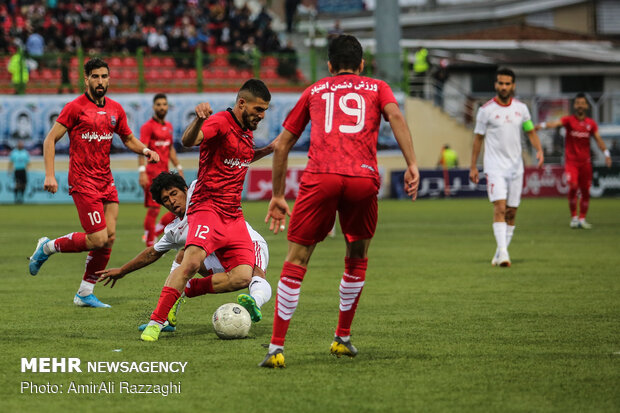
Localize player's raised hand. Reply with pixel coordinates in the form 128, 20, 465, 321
195, 102, 213, 120
44, 175, 58, 194
469, 167, 479, 184
265, 196, 290, 234
96, 268, 125, 288
404, 164, 420, 201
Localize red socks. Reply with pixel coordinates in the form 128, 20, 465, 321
271, 261, 306, 346
54, 232, 88, 253
336, 257, 367, 337
82, 247, 112, 283
150, 286, 181, 324
184, 276, 214, 298
144, 207, 160, 247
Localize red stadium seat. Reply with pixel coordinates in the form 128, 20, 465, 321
212, 56, 228, 67
260, 68, 278, 79
122, 56, 137, 67
162, 57, 175, 67
109, 57, 122, 66
262, 56, 278, 68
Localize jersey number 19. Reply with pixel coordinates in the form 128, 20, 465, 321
321, 92, 366, 134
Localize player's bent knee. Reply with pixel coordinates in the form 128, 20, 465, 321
87, 233, 109, 249
228, 267, 253, 290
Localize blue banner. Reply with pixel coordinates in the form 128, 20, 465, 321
0, 170, 198, 204
391, 169, 488, 199
0, 93, 404, 156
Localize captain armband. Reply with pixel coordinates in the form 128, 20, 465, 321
522, 120, 535, 132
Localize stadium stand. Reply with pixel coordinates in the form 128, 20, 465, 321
0, 0, 307, 93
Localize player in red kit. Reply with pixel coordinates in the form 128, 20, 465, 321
141, 79, 273, 341
537, 93, 612, 229
28, 58, 160, 308
261, 35, 420, 367
139, 93, 183, 247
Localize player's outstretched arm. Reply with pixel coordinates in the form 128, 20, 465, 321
182, 102, 212, 147
42, 122, 67, 194
592, 131, 612, 167
123, 133, 160, 163
469, 134, 484, 184
253, 135, 280, 162
265, 129, 297, 233
96, 246, 166, 288
526, 130, 544, 168
535, 119, 563, 130
383, 103, 419, 201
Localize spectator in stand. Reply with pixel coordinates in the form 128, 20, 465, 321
58, 52, 73, 94
285, 0, 300, 33
147, 26, 169, 53
25, 27, 45, 62
432, 59, 450, 109
327, 19, 343, 40
277, 39, 298, 80
8, 48, 29, 94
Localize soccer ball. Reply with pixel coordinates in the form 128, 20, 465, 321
212, 303, 251, 339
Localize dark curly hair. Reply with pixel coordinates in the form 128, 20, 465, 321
84, 58, 109, 76
150, 172, 188, 205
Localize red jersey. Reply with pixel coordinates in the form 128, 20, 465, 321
188, 109, 254, 218
283, 73, 397, 183
561, 115, 598, 164
56, 94, 132, 194
140, 117, 173, 174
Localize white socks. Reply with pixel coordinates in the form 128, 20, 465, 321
506, 225, 515, 248
268, 343, 284, 353
77, 280, 95, 297
147, 320, 165, 330
43, 240, 57, 255
248, 276, 272, 308
493, 222, 507, 250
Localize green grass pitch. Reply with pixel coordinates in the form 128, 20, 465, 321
1, 198, 619, 412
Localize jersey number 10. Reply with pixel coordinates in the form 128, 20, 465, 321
321, 92, 366, 134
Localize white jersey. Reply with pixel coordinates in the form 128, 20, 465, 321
474, 98, 531, 177
154, 180, 269, 273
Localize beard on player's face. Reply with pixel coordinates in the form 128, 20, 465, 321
242, 109, 261, 131
497, 88, 513, 100
90, 83, 108, 99
156, 108, 168, 119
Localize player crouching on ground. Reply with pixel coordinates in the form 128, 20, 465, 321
97, 172, 272, 331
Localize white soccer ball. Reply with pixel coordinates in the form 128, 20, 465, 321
212, 303, 251, 339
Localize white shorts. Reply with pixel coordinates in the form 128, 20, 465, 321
486, 173, 523, 207
169, 239, 269, 275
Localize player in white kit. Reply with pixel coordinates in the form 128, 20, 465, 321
97, 173, 271, 329
469, 68, 544, 267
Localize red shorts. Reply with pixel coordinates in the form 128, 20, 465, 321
72, 187, 118, 234
288, 172, 379, 245
565, 161, 591, 190
185, 209, 254, 272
